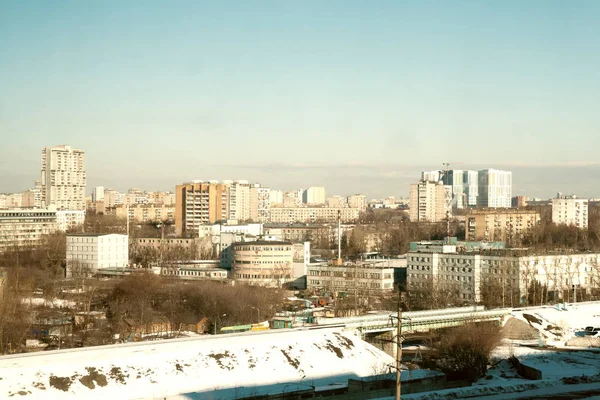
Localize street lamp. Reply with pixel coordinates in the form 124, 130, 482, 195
245, 305, 260, 323
214, 313, 227, 335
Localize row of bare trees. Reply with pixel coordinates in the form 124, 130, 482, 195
107, 273, 286, 336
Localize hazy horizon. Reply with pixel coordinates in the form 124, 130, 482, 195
1, 1, 599, 199
2, 159, 600, 200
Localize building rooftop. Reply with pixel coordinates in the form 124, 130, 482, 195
232, 240, 292, 246
67, 233, 127, 237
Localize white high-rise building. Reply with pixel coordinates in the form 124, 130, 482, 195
92, 186, 105, 202
464, 170, 479, 207
552, 194, 588, 229
41, 145, 86, 210
269, 190, 284, 205
477, 169, 512, 208
421, 170, 441, 182
302, 187, 325, 205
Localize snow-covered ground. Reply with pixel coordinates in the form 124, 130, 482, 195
21, 297, 78, 309
511, 301, 600, 345
0, 327, 395, 399
377, 302, 600, 399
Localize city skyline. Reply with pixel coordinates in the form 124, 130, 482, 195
2, 1, 600, 198
3, 155, 600, 200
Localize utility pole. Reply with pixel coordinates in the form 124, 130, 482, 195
395, 292, 403, 400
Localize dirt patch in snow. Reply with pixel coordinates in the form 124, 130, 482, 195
79, 367, 108, 389
502, 317, 539, 340
49, 376, 74, 392
334, 333, 354, 350
109, 367, 128, 384
280, 349, 300, 369
324, 340, 344, 359
523, 313, 542, 326
208, 351, 237, 370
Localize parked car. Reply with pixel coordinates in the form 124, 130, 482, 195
583, 326, 600, 337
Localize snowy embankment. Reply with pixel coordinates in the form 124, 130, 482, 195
377, 302, 600, 400
0, 327, 394, 399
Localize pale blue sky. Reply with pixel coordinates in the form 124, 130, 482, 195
1, 1, 599, 198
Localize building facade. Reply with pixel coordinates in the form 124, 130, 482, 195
552, 194, 588, 229
231, 241, 293, 287
56, 210, 86, 232
409, 181, 446, 222
66, 233, 129, 277
0, 209, 58, 251
347, 194, 367, 211
407, 246, 600, 305
175, 182, 229, 235
303, 187, 326, 205
41, 145, 86, 210
111, 204, 175, 223
269, 207, 360, 224
465, 209, 540, 242
250, 185, 271, 223
307, 262, 395, 293
477, 169, 512, 208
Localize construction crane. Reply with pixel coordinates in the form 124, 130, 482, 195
441, 162, 464, 242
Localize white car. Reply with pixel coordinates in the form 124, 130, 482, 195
583, 326, 600, 337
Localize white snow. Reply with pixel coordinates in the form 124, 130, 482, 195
0, 327, 395, 399
21, 297, 78, 309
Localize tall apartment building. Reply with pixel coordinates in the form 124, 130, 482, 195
249, 185, 271, 223
409, 181, 446, 222
552, 194, 588, 229
303, 187, 326, 205
227, 181, 251, 221
465, 209, 540, 242
175, 182, 229, 235
347, 194, 367, 211
477, 169, 512, 208
92, 186, 105, 202
41, 145, 86, 210
0, 209, 58, 251
270, 190, 284, 205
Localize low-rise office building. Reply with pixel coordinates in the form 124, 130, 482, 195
0, 209, 58, 251
464, 208, 540, 242
307, 261, 396, 293
269, 207, 360, 224
66, 233, 129, 277
231, 241, 293, 287
407, 243, 600, 306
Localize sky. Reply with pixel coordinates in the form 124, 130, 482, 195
1, 1, 599, 199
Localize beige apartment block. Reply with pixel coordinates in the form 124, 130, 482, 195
112, 204, 175, 223
269, 207, 360, 224
552, 195, 588, 229
409, 181, 445, 222
175, 182, 229, 235
465, 208, 540, 242
41, 145, 86, 210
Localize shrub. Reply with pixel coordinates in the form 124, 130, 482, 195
433, 322, 502, 382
